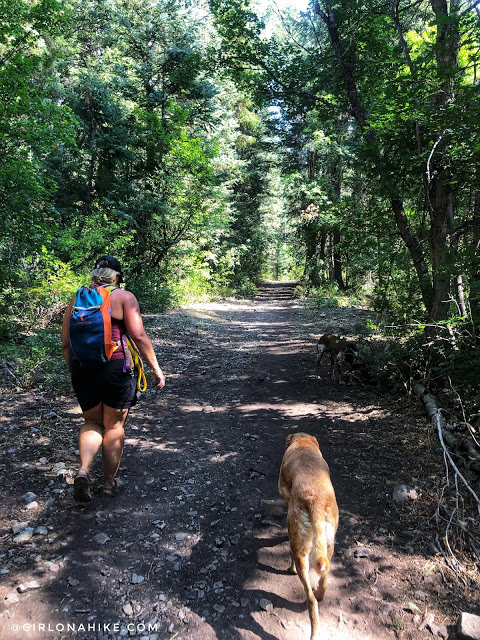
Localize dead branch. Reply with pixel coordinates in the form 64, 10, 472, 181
1, 365, 22, 386
426, 134, 444, 184
413, 382, 480, 576
435, 534, 467, 584
413, 383, 480, 470
436, 410, 480, 514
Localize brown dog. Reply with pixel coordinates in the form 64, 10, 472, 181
278, 433, 339, 640
316, 333, 358, 382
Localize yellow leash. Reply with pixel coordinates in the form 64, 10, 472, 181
126, 336, 147, 392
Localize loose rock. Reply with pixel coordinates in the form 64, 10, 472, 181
17, 581, 41, 593
175, 532, 188, 541
4, 593, 20, 605
354, 547, 371, 558
458, 612, 480, 640
34, 526, 48, 536
393, 484, 418, 505
419, 612, 435, 631
13, 528, 34, 543
52, 461, 66, 475
11, 522, 30, 534
93, 533, 110, 545
259, 598, 273, 612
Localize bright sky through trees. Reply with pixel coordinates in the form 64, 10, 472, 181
256, 0, 310, 14
272, 0, 309, 9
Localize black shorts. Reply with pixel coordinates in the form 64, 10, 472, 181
71, 359, 136, 412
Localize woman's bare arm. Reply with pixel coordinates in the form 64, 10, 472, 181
122, 291, 165, 389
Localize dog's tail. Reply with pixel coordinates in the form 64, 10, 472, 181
311, 507, 336, 601
312, 518, 330, 571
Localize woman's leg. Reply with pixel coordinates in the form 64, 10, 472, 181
101, 406, 129, 489
74, 403, 104, 501
78, 403, 104, 475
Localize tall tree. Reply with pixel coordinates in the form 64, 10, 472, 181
212, 0, 480, 328
0, 0, 75, 333
50, 0, 218, 279
314, 0, 480, 327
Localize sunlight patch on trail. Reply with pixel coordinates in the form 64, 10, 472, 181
237, 401, 322, 416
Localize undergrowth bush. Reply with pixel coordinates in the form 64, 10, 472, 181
301, 283, 478, 415
0, 329, 68, 392
127, 276, 179, 313
361, 319, 479, 414
301, 283, 365, 310
0, 261, 78, 339
170, 263, 213, 304
232, 278, 258, 297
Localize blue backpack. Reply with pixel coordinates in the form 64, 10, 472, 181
69, 284, 117, 368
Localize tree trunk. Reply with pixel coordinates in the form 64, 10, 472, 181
304, 225, 321, 286
319, 230, 327, 280
333, 227, 345, 290
389, 197, 434, 312
423, 0, 461, 327
453, 276, 466, 317
394, 0, 459, 325
316, 1, 368, 130
331, 159, 345, 290
446, 194, 467, 317
82, 88, 96, 219
471, 188, 480, 327
317, 0, 434, 315
426, 174, 451, 325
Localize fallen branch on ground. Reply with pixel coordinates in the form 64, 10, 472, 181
412, 382, 480, 578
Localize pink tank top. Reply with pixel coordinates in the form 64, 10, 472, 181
111, 317, 126, 360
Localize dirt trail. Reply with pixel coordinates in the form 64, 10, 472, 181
0, 282, 469, 640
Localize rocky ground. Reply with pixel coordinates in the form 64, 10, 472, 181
1, 282, 479, 640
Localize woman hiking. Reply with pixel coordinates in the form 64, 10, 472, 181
62, 255, 166, 501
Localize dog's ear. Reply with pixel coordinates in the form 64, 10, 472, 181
309, 435, 320, 448
285, 433, 295, 449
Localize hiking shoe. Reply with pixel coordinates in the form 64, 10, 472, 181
74, 472, 92, 502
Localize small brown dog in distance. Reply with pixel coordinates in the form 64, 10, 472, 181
316, 333, 358, 382
278, 433, 338, 640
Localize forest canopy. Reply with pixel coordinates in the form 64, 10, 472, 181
0, 0, 479, 398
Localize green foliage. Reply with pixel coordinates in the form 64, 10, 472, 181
0, 254, 78, 339
0, 0, 76, 334
126, 275, 178, 313
209, 0, 270, 104
361, 320, 480, 411
0, 328, 67, 390
368, 243, 426, 326
306, 286, 340, 310
304, 282, 368, 310
1, 0, 479, 401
